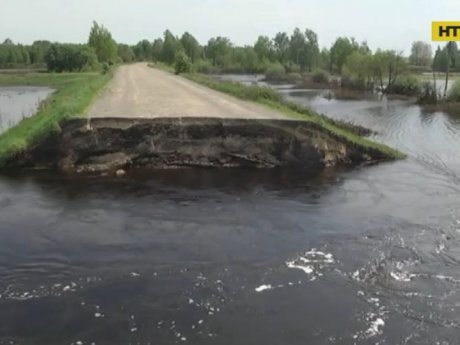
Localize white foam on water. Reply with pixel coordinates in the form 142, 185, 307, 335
365, 317, 385, 338
435, 242, 446, 254
435, 274, 460, 283
0, 277, 102, 301
286, 248, 334, 278
255, 284, 273, 292
286, 261, 314, 275
390, 271, 416, 282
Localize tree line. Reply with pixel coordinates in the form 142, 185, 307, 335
0, 22, 119, 72
2, 22, 459, 98
0, 24, 438, 74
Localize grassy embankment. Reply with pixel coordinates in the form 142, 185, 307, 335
150, 63, 404, 159
0, 71, 113, 166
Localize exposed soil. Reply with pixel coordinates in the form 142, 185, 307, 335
4, 117, 389, 174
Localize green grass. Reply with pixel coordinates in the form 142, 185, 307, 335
180, 73, 405, 159
0, 71, 113, 166
148, 62, 175, 74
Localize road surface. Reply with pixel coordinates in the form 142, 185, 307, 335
87, 63, 287, 119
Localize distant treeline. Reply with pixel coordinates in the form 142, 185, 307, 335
2, 22, 460, 98
0, 22, 119, 72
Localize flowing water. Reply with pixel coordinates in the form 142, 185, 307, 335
1, 78, 460, 344
0, 87, 53, 134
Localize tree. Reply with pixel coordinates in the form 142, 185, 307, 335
117, 44, 135, 63
273, 32, 290, 63
180, 32, 202, 62
29, 40, 51, 65
289, 28, 307, 68
88, 21, 118, 64
206, 37, 232, 67
433, 46, 448, 71
162, 30, 182, 64
45, 44, 98, 72
409, 41, 432, 66
304, 29, 319, 72
133, 40, 152, 61
231, 46, 259, 72
319, 48, 331, 71
151, 38, 163, 62
254, 36, 273, 62
433, 42, 458, 97
343, 51, 373, 89
330, 37, 358, 74
174, 51, 192, 74
371, 49, 407, 93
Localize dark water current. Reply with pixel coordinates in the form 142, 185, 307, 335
1, 77, 460, 344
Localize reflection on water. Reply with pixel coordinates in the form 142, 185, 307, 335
0, 87, 53, 134
1, 76, 460, 344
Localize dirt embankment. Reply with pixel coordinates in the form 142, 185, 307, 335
5, 117, 390, 173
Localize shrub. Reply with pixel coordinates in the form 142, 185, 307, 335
447, 79, 460, 102
389, 74, 421, 96
174, 52, 192, 75
312, 69, 330, 84
264, 63, 285, 80
284, 62, 301, 74
418, 82, 438, 104
193, 59, 219, 74
45, 44, 98, 72
185, 74, 282, 103
101, 62, 111, 75
340, 72, 367, 90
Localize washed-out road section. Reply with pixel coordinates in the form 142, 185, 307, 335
5, 63, 395, 172
87, 63, 287, 119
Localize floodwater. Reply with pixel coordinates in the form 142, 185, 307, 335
1, 78, 460, 344
0, 87, 53, 134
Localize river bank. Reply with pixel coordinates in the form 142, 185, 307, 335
0, 71, 114, 166
4, 117, 393, 173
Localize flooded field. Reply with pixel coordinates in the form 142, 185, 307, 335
0, 87, 53, 134
1, 77, 460, 344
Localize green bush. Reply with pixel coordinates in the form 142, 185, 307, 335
340, 72, 367, 90
193, 59, 219, 74
284, 62, 301, 74
174, 52, 192, 75
312, 69, 330, 84
184, 74, 282, 103
418, 82, 438, 104
286, 72, 302, 81
45, 44, 99, 72
101, 62, 111, 74
448, 79, 460, 102
265, 63, 286, 80
389, 74, 421, 96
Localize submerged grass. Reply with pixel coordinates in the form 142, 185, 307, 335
180, 72, 404, 159
0, 71, 113, 166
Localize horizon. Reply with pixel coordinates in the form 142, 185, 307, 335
0, 0, 457, 54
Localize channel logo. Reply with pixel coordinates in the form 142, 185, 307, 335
432, 21, 460, 41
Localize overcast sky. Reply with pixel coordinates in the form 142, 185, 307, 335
0, 0, 457, 53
